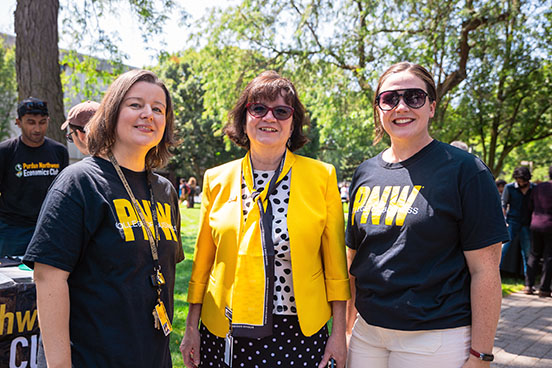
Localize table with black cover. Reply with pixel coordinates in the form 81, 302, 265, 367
0, 263, 39, 367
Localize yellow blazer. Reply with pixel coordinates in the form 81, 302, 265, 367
187, 150, 350, 338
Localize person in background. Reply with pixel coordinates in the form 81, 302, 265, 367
501, 166, 535, 282
23, 70, 184, 367
180, 71, 350, 368
346, 62, 508, 368
340, 181, 350, 212
179, 177, 190, 205
61, 100, 100, 155
495, 179, 506, 196
525, 165, 552, 297
0, 97, 68, 257
450, 140, 469, 151
186, 177, 197, 208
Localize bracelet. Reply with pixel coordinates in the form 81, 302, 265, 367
469, 347, 494, 361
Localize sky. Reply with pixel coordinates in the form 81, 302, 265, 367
0, 0, 239, 67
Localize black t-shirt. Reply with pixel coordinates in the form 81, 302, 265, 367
23, 157, 184, 367
0, 136, 69, 226
346, 140, 509, 331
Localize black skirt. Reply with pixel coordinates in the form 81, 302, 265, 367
199, 314, 328, 367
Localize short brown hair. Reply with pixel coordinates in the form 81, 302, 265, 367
224, 70, 309, 151
373, 62, 436, 144
87, 69, 176, 169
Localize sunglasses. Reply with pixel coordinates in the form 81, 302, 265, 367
65, 125, 85, 143
246, 102, 294, 120
18, 101, 49, 118
376, 88, 430, 111
23, 101, 48, 110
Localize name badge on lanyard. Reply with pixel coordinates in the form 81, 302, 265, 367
224, 306, 233, 367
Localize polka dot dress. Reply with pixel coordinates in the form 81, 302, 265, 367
199, 169, 329, 367
242, 169, 296, 315
199, 315, 328, 367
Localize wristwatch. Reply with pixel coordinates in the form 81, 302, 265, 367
470, 347, 494, 361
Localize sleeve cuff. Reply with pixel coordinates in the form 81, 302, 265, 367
325, 278, 351, 301
187, 281, 208, 304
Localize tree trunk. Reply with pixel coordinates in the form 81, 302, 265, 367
15, 0, 65, 144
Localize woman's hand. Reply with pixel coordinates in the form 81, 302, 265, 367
319, 301, 347, 368
318, 330, 347, 368
461, 355, 492, 368
180, 303, 203, 367
180, 326, 201, 368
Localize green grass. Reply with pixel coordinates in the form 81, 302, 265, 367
501, 276, 525, 297
170, 204, 200, 368
169, 204, 524, 366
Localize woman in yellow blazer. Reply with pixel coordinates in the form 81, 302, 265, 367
180, 71, 351, 368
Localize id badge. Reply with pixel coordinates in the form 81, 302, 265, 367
154, 301, 173, 336
224, 332, 233, 367
151, 270, 166, 286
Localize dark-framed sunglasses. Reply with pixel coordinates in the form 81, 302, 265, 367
376, 88, 430, 111
65, 125, 85, 143
246, 102, 294, 120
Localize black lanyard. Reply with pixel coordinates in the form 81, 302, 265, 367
108, 152, 162, 297
250, 152, 286, 336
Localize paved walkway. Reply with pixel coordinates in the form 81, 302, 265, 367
493, 292, 552, 367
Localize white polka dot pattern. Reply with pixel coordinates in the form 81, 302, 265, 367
242, 169, 297, 315
199, 315, 328, 367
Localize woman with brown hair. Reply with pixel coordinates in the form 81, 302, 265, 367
23, 69, 184, 367
180, 70, 350, 367
345, 62, 508, 368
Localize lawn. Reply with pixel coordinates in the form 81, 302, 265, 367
501, 276, 525, 296
170, 205, 200, 368
170, 204, 524, 366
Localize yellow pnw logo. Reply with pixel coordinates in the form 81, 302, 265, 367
113, 199, 178, 242
351, 185, 422, 226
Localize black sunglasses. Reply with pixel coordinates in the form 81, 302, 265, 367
376, 88, 430, 111
65, 124, 85, 143
246, 102, 294, 120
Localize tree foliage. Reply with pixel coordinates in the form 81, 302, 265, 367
452, 2, 552, 175
499, 138, 552, 182
13, 0, 182, 144
0, 39, 17, 141
190, 0, 551, 178
153, 50, 244, 181
153, 44, 331, 181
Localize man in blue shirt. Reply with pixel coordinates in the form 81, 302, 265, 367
501, 166, 535, 286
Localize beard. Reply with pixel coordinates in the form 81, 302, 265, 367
518, 181, 529, 189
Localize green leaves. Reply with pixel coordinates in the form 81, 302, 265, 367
0, 40, 16, 141
186, 0, 551, 178
153, 50, 244, 180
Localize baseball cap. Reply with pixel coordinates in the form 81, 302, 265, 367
17, 97, 48, 119
61, 100, 100, 130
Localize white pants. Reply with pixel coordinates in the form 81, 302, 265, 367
347, 315, 471, 368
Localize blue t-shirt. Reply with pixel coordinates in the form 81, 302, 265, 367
346, 140, 509, 331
